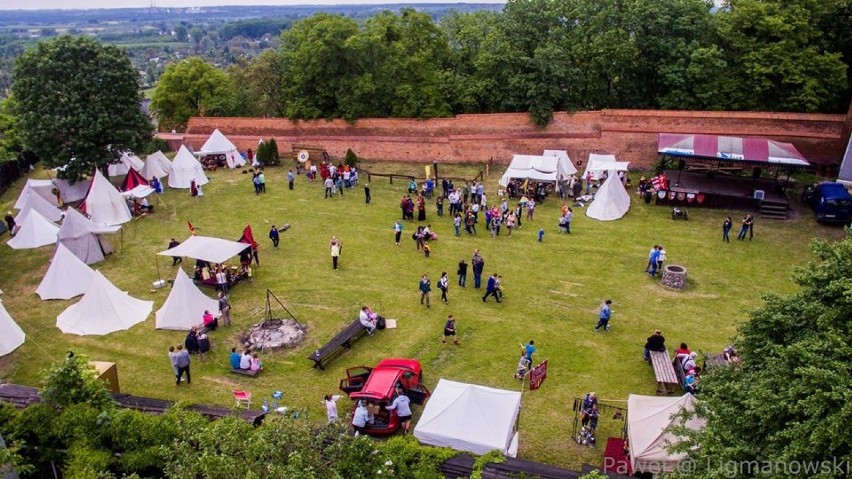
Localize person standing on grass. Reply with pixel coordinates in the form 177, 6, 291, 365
737, 214, 752, 240
527, 198, 536, 220
645, 245, 658, 273
365, 183, 371, 204
174, 344, 191, 385
394, 221, 403, 245
594, 300, 613, 332
269, 225, 280, 248
524, 340, 536, 368
324, 394, 342, 423
457, 259, 468, 287
419, 274, 432, 308
386, 387, 413, 435
472, 249, 485, 288
443, 315, 459, 345
564, 208, 574, 234
482, 273, 501, 303
168, 346, 179, 382
168, 238, 182, 265
324, 176, 333, 198
258, 170, 266, 193
287, 169, 295, 190
657, 245, 667, 273
438, 272, 449, 303
218, 292, 232, 327
722, 217, 732, 242
330, 238, 341, 270
453, 213, 462, 236
648, 246, 661, 277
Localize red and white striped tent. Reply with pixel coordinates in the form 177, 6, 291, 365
657, 134, 810, 167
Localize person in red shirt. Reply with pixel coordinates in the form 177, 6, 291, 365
202, 310, 217, 331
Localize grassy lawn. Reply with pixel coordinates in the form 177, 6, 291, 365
0, 161, 844, 469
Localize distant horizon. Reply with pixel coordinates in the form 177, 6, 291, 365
0, 0, 505, 11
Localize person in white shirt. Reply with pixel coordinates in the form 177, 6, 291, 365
324, 394, 342, 423
240, 349, 252, 370
386, 388, 413, 435
438, 272, 449, 303
359, 306, 377, 335
352, 401, 372, 435
657, 245, 667, 272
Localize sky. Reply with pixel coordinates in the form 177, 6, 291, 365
0, 0, 505, 10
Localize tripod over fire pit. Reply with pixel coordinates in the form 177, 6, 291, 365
239, 290, 306, 352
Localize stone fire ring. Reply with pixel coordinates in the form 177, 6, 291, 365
660, 265, 687, 290
240, 319, 306, 353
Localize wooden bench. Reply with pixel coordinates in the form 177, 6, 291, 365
307, 319, 369, 370
230, 368, 260, 377
650, 350, 680, 395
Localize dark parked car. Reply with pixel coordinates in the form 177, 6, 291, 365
803, 182, 852, 224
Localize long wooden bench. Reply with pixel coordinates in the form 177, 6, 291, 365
307, 319, 369, 370
650, 350, 680, 395
230, 368, 260, 377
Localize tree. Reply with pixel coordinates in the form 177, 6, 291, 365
671, 234, 852, 478
41, 353, 114, 411
11, 35, 153, 181
151, 57, 231, 131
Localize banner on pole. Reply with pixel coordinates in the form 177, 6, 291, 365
425, 165, 432, 179
529, 359, 548, 390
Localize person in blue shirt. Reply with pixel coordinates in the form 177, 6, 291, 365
482, 274, 501, 303
287, 169, 295, 190
151, 176, 162, 194
524, 340, 536, 368
229, 347, 241, 369
595, 300, 613, 332
648, 247, 661, 277
386, 387, 413, 435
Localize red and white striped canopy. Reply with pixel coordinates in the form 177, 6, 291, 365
658, 134, 809, 167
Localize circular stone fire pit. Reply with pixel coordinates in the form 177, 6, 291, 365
660, 265, 687, 289
240, 319, 306, 352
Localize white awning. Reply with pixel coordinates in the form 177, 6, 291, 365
157, 235, 248, 264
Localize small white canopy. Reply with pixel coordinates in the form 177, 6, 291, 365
120, 185, 155, 199
628, 394, 705, 475
499, 154, 576, 187
15, 189, 63, 223
157, 235, 248, 264
57, 208, 120, 265
583, 153, 630, 180
53, 179, 91, 204
586, 170, 631, 221
7, 211, 59, 250
108, 152, 144, 177
0, 300, 25, 356
141, 151, 172, 179
36, 243, 96, 300
56, 270, 152, 336
413, 379, 521, 457
82, 169, 131, 226
199, 129, 245, 168
155, 268, 220, 330
169, 145, 209, 189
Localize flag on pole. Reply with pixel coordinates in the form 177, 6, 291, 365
187, 221, 197, 235
529, 359, 548, 390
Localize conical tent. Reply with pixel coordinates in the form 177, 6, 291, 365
7, 211, 59, 250
628, 394, 705, 474
108, 152, 144, 177
586, 170, 631, 221
119, 168, 149, 192
81, 169, 132, 225
14, 189, 63, 223
36, 243, 96, 300
56, 270, 152, 336
57, 208, 120, 265
155, 268, 220, 330
141, 151, 172, 179
169, 145, 209, 189
200, 129, 245, 168
14, 179, 59, 209
0, 300, 25, 356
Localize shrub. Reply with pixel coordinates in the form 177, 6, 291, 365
143, 137, 170, 154
345, 148, 358, 168
266, 138, 280, 166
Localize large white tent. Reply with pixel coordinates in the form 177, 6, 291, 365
14, 179, 90, 208
0, 300, 25, 356
56, 270, 153, 336
583, 153, 630, 181
14, 189, 63, 223
627, 394, 705, 475
586, 169, 631, 221
499, 154, 576, 187
169, 145, 209, 189
542, 150, 578, 175
108, 152, 144, 177
155, 268, 220, 330
7, 211, 59, 250
36, 243, 96, 300
14, 179, 58, 209
81, 169, 132, 226
157, 235, 248, 264
141, 151, 172, 180
199, 129, 246, 168
57, 208, 120, 264
413, 379, 521, 457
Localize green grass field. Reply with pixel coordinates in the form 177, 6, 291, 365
0, 162, 844, 469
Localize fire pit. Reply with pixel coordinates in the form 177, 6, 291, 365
661, 265, 687, 289
240, 319, 306, 353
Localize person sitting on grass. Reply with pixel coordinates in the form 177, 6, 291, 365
229, 347, 241, 369
240, 349, 252, 370
250, 353, 263, 372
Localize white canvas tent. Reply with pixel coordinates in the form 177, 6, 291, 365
0, 300, 25, 356
199, 129, 246, 168
141, 151, 172, 180
57, 207, 120, 264
586, 170, 631, 221
413, 379, 521, 457
627, 394, 705, 475
157, 235, 248, 264
583, 153, 630, 180
7, 211, 59, 250
169, 145, 209, 189
14, 179, 59, 209
14, 189, 63, 223
36, 243, 96, 300
155, 268, 220, 330
542, 150, 578, 176
108, 152, 144, 177
81, 169, 132, 226
56, 270, 152, 336
120, 185, 155, 199
498, 154, 576, 187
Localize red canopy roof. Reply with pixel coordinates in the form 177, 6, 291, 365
657, 134, 809, 167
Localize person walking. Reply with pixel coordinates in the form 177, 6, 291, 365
438, 272, 449, 303
722, 217, 732, 242
287, 169, 295, 190
419, 274, 432, 308
594, 300, 613, 332
442, 315, 459, 345
645, 245, 658, 273
324, 177, 333, 198
472, 249, 485, 288
523, 340, 536, 369
364, 183, 371, 204
393, 221, 403, 245
174, 344, 191, 385
453, 213, 462, 236
648, 246, 661, 277
269, 225, 280, 248
457, 259, 468, 287
218, 291, 231, 327
330, 238, 341, 270
482, 273, 501, 303
564, 208, 574, 234
656, 245, 667, 273
168, 238, 182, 265
168, 346, 179, 383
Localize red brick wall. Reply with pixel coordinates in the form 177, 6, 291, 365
176, 109, 849, 169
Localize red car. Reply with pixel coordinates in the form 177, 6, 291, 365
339, 358, 431, 436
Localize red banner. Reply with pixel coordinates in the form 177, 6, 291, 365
529, 359, 548, 390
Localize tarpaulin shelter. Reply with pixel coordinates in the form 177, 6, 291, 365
81, 169, 132, 226
157, 235, 248, 264
6, 211, 59, 250
57, 207, 120, 264
498, 154, 576, 187
155, 268, 220, 330
36, 243, 96, 300
108, 152, 144, 177
119, 168, 149, 192
169, 145, 209, 189
627, 394, 705, 475
413, 379, 521, 457
0, 300, 25, 356
56, 270, 152, 336
657, 134, 810, 167
199, 129, 246, 168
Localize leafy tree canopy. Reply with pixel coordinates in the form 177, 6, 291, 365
11, 35, 152, 181
151, 56, 231, 131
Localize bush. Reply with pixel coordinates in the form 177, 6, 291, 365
267, 138, 280, 166
143, 137, 170, 155
345, 148, 358, 168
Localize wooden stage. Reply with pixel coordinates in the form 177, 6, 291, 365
653, 169, 790, 213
